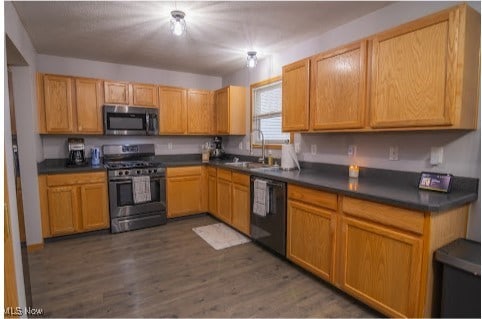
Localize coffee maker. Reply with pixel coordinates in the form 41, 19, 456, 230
211, 136, 225, 159
66, 138, 87, 167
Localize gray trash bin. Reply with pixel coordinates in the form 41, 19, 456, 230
435, 238, 480, 318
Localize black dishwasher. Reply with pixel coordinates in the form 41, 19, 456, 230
250, 176, 287, 256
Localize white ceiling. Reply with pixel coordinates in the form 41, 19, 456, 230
13, 1, 392, 76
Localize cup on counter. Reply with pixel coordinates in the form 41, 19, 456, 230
91, 147, 101, 166
349, 165, 359, 178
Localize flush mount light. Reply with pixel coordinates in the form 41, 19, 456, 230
246, 51, 257, 68
170, 10, 186, 36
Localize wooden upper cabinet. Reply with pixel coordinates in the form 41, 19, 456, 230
187, 89, 215, 134
370, 4, 480, 129
130, 83, 159, 107
104, 80, 129, 104
215, 86, 246, 135
43, 74, 74, 133
282, 58, 310, 131
310, 41, 367, 130
75, 78, 103, 134
159, 86, 187, 134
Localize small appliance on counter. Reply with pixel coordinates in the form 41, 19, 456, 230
66, 138, 87, 167
211, 136, 225, 159
91, 146, 101, 166
281, 143, 300, 170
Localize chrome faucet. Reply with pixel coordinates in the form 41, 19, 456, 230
252, 129, 265, 163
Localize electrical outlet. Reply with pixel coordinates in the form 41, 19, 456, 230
430, 147, 444, 165
348, 145, 357, 157
389, 146, 399, 161
238, 142, 243, 150
168, 142, 173, 150
294, 143, 301, 154
310, 144, 317, 155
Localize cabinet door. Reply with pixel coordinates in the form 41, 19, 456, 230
166, 175, 202, 217
216, 177, 232, 223
75, 78, 103, 133
231, 182, 250, 236
131, 83, 158, 107
43, 75, 74, 133
215, 87, 229, 134
311, 41, 367, 130
187, 89, 214, 134
80, 182, 109, 231
47, 186, 79, 236
104, 81, 129, 104
370, 11, 458, 128
340, 216, 422, 318
282, 59, 310, 131
287, 200, 335, 282
159, 87, 187, 134
208, 173, 217, 217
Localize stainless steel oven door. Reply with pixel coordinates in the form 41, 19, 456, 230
109, 176, 166, 218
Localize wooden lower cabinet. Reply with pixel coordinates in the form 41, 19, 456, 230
40, 172, 109, 238
287, 200, 336, 282
231, 172, 250, 235
207, 167, 217, 217
216, 169, 232, 223
166, 166, 205, 218
339, 216, 423, 318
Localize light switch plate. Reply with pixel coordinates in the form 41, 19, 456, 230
389, 146, 399, 161
310, 144, 317, 155
348, 145, 357, 157
430, 147, 444, 165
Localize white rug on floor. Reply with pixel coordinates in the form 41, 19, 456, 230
192, 223, 251, 250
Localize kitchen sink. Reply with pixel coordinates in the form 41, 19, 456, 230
223, 161, 279, 171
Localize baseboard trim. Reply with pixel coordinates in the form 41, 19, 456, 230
27, 243, 44, 252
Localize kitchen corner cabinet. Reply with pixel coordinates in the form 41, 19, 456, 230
187, 89, 215, 134
216, 168, 232, 223
207, 167, 217, 217
104, 80, 129, 104
287, 185, 338, 282
231, 172, 250, 235
282, 59, 310, 131
130, 83, 158, 107
370, 4, 480, 129
38, 172, 109, 238
310, 41, 367, 130
159, 86, 188, 134
215, 86, 246, 135
166, 166, 205, 218
38, 73, 103, 134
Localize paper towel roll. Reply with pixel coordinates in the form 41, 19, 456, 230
281, 144, 300, 170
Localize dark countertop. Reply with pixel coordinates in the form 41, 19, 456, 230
37, 158, 107, 174
38, 154, 479, 213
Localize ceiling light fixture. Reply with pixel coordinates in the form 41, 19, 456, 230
170, 10, 186, 36
246, 51, 257, 68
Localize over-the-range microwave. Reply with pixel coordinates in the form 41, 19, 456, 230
103, 105, 159, 136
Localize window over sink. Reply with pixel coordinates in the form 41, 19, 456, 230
251, 76, 291, 148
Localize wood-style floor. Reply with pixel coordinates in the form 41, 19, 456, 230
29, 215, 382, 318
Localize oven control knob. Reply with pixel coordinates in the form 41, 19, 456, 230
137, 170, 141, 174
118, 171, 123, 176
153, 169, 157, 173
148, 169, 152, 173
125, 171, 129, 175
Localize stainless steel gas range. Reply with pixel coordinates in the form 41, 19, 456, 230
103, 144, 167, 233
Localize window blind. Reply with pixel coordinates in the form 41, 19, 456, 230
252, 81, 290, 145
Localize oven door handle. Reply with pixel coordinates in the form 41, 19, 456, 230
110, 179, 132, 184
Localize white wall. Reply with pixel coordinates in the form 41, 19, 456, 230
222, 1, 481, 241
36, 54, 222, 90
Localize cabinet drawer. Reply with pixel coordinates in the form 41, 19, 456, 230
167, 166, 201, 177
342, 197, 425, 235
207, 167, 217, 177
232, 172, 249, 186
217, 168, 232, 181
47, 172, 106, 187
288, 184, 337, 211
